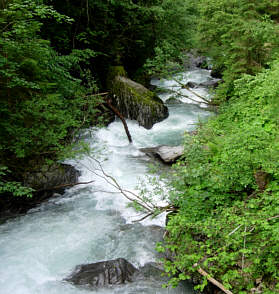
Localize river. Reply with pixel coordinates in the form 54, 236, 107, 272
0, 68, 215, 294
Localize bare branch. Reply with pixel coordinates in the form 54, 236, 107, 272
104, 99, 133, 143
267, 215, 279, 221
227, 224, 243, 236
193, 263, 234, 294
77, 158, 154, 213
132, 212, 154, 222
73, 156, 175, 220
241, 225, 247, 271
172, 77, 212, 104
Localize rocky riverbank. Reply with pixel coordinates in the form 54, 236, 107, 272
0, 163, 79, 222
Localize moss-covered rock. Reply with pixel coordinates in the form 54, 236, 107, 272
106, 65, 127, 88
110, 75, 168, 129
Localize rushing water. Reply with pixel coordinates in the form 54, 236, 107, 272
0, 69, 216, 294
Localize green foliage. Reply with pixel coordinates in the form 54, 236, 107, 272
0, 0, 103, 196
162, 59, 279, 292
196, 0, 279, 100
43, 0, 196, 79
144, 0, 197, 76
0, 166, 33, 197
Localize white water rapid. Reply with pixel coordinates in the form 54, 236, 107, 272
0, 69, 216, 294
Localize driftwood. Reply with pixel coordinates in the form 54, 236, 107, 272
171, 78, 213, 105
193, 263, 234, 294
105, 99, 133, 143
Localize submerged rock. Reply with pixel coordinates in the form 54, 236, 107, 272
165, 96, 182, 104
140, 145, 184, 164
186, 79, 221, 88
65, 258, 138, 289
136, 262, 168, 282
110, 75, 169, 129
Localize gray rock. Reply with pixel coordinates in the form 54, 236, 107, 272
23, 163, 80, 192
186, 81, 198, 88
186, 79, 221, 88
184, 52, 207, 69
111, 76, 169, 129
135, 262, 167, 282
65, 258, 138, 289
0, 163, 80, 221
165, 97, 182, 104
140, 145, 184, 164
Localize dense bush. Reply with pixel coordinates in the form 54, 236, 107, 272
161, 59, 279, 293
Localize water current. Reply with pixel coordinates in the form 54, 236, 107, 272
0, 69, 216, 294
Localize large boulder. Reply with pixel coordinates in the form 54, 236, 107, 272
140, 145, 184, 164
65, 258, 138, 289
110, 75, 169, 129
66, 257, 194, 292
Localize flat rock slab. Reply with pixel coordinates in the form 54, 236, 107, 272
140, 145, 184, 163
65, 258, 138, 289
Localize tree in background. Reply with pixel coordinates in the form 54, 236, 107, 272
196, 0, 279, 100
42, 0, 196, 83
0, 0, 102, 195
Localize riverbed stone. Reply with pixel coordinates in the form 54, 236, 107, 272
110, 74, 169, 129
23, 163, 80, 192
140, 145, 184, 164
184, 52, 207, 69
186, 79, 221, 88
65, 258, 138, 288
165, 96, 182, 104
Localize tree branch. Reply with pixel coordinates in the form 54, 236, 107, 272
104, 99, 133, 143
74, 156, 175, 220
193, 263, 234, 294
172, 78, 213, 105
